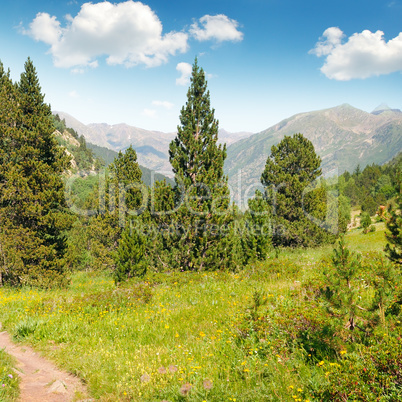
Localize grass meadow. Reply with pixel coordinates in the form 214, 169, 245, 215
0, 349, 19, 402
0, 222, 401, 401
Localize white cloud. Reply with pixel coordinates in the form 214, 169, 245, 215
24, 1, 188, 69
311, 27, 402, 80
176, 62, 192, 86
25, 12, 61, 45
152, 100, 174, 110
310, 27, 344, 57
142, 108, 157, 118
190, 14, 243, 43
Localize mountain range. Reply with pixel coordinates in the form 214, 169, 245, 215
226, 103, 402, 205
54, 111, 253, 177
54, 103, 402, 205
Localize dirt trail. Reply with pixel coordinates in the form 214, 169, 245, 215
0, 330, 88, 401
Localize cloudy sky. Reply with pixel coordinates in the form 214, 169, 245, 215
1, 0, 401, 133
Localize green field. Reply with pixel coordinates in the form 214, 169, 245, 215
0, 223, 401, 401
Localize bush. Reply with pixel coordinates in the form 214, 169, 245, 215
311, 335, 402, 401
360, 212, 371, 228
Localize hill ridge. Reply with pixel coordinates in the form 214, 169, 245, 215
224, 103, 402, 204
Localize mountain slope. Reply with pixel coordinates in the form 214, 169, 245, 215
54, 115, 173, 187
54, 111, 253, 175
225, 104, 402, 205
86, 143, 174, 186
54, 111, 175, 174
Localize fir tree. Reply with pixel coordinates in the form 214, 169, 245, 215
109, 145, 145, 217
261, 133, 334, 247
114, 219, 147, 283
18, 58, 66, 170
244, 190, 272, 262
0, 58, 70, 287
168, 58, 233, 270
322, 236, 362, 331
0, 62, 20, 175
81, 146, 145, 272
145, 180, 175, 269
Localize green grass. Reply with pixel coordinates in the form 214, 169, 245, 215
346, 222, 387, 252
0, 349, 19, 401
0, 224, 399, 401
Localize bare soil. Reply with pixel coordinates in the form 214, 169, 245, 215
0, 330, 88, 401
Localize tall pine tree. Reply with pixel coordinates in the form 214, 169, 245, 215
0, 58, 70, 287
168, 58, 233, 270
261, 133, 335, 247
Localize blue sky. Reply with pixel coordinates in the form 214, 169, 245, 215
1, 0, 402, 133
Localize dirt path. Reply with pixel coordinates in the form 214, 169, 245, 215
0, 330, 89, 402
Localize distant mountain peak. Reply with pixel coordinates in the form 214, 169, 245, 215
371, 103, 401, 115
332, 103, 358, 111
372, 103, 391, 112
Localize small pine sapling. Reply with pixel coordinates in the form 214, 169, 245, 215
322, 236, 363, 332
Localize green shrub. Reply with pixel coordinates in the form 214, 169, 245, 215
360, 212, 372, 233
311, 334, 402, 401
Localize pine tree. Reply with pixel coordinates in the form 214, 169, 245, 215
0, 62, 19, 177
245, 190, 272, 261
261, 133, 334, 247
385, 172, 401, 265
168, 58, 233, 270
109, 145, 145, 218
82, 146, 145, 272
323, 236, 362, 331
114, 219, 147, 283
324, 237, 400, 332
144, 180, 175, 270
18, 58, 66, 170
0, 58, 70, 287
